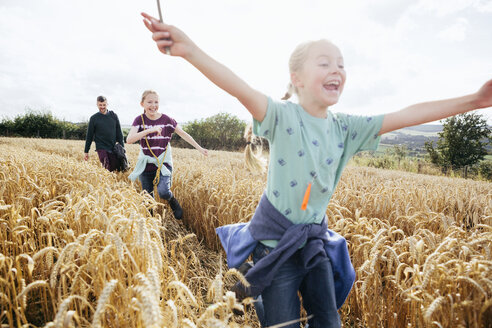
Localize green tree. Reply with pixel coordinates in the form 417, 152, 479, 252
391, 144, 407, 168
0, 110, 86, 139
174, 112, 247, 150
0, 117, 15, 136
478, 160, 492, 180
11, 109, 61, 138
425, 113, 491, 175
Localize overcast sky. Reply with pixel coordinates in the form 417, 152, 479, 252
1, 0, 491, 126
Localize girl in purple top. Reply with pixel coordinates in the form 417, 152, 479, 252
127, 90, 208, 219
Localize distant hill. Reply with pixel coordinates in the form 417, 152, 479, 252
380, 124, 442, 154
379, 124, 492, 156
402, 124, 443, 134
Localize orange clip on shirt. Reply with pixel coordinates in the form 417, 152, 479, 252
301, 182, 312, 211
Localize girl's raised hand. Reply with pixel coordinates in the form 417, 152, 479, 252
152, 126, 162, 136
142, 12, 268, 122
141, 12, 195, 58
474, 79, 492, 109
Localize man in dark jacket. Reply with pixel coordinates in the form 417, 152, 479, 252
84, 95, 125, 172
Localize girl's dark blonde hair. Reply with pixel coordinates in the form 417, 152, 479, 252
140, 90, 159, 114
244, 40, 321, 172
141, 90, 158, 103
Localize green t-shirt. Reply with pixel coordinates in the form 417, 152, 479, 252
253, 98, 384, 247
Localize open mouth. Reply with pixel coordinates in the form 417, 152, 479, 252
323, 80, 340, 91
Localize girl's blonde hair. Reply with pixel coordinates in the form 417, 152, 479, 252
281, 40, 322, 100
141, 90, 158, 103
244, 40, 322, 172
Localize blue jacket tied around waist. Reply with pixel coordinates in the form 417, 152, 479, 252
215, 193, 355, 309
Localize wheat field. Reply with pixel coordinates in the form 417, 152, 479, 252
1, 137, 491, 328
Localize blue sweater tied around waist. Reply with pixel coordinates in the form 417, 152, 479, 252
215, 193, 355, 309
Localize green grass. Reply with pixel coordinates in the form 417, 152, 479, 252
374, 143, 393, 155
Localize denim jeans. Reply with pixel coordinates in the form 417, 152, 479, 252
139, 168, 173, 200
252, 243, 341, 328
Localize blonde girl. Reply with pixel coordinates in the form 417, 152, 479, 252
141, 12, 492, 328
127, 90, 208, 219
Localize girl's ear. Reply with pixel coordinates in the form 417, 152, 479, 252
291, 72, 303, 88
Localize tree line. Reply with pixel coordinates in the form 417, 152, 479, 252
171, 112, 248, 150
2, 110, 490, 179
0, 110, 88, 139
0, 110, 248, 150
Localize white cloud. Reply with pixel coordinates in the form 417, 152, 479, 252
414, 0, 477, 17
476, 0, 492, 11
438, 18, 469, 41
0, 0, 491, 126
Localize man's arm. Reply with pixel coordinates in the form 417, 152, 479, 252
84, 117, 95, 160
113, 112, 125, 146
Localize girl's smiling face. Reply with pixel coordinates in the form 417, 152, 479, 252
141, 93, 159, 117
293, 40, 346, 109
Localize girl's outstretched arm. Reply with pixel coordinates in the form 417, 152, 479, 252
379, 79, 492, 135
141, 12, 268, 122
174, 125, 208, 156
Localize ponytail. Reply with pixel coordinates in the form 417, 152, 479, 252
281, 82, 295, 100
243, 123, 266, 173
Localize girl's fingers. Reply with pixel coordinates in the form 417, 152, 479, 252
141, 12, 159, 22
152, 31, 170, 41
143, 18, 155, 33
141, 11, 182, 56
156, 39, 173, 48
141, 12, 170, 31
143, 18, 165, 32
